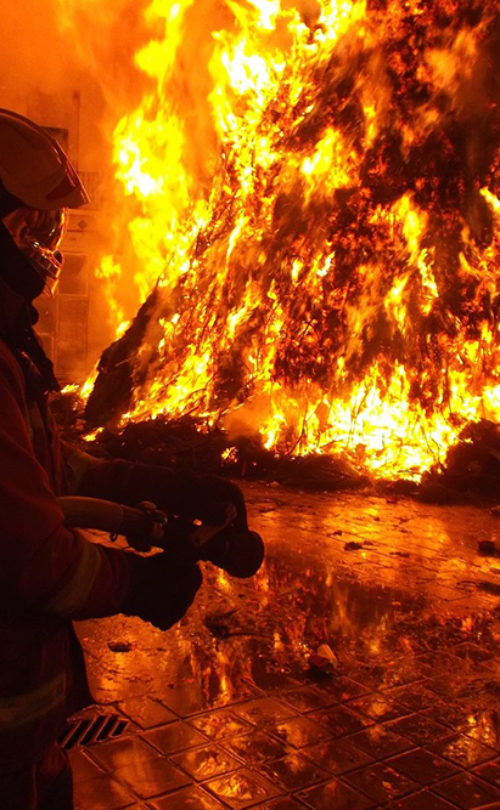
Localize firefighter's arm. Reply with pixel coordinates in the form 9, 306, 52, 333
63, 446, 264, 578
64, 443, 248, 530
0, 352, 200, 628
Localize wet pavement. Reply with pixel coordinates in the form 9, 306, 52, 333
72, 483, 500, 809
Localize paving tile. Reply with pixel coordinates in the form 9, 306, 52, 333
266, 715, 330, 748
464, 720, 500, 750
260, 752, 330, 790
113, 757, 190, 798
347, 724, 413, 759
298, 777, 376, 809
253, 798, 308, 809
231, 697, 297, 727
425, 677, 459, 701
171, 743, 241, 780
343, 761, 419, 803
420, 704, 500, 743
281, 687, 332, 713
248, 669, 301, 692
118, 697, 177, 729
387, 714, 451, 746
203, 767, 281, 808
69, 748, 106, 782
155, 679, 257, 717
350, 692, 410, 722
88, 735, 161, 771
429, 733, 499, 768
301, 738, 374, 774
348, 660, 429, 690
220, 730, 289, 766
336, 667, 381, 692
188, 708, 254, 740
388, 747, 459, 785
474, 757, 500, 789
149, 784, 226, 809
384, 684, 442, 713
426, 701, 484, 731
154, 684, 207, 716
308, 705, 373, 738
311, 676, 371, 703
432, 772, 500, 808
73, 773, 136, 810
141, 721, 207, 754
385, 789, 466, 809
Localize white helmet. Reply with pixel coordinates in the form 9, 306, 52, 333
0, 109, 89, 291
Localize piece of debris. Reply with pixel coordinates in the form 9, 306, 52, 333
344, 541, 364, 551
108, 641, 132, 653
317, 644, 339, 665
478, 540, 497, 556
308, 643, 338, 676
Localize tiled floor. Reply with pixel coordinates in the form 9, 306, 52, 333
72, 484, 500, 808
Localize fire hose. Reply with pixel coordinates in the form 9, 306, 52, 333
57, 496, 264, 578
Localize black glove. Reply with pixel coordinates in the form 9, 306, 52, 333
176, 474, 248, 528
122, 552, 202, 630
80, 461, 247, 528
81, 461, 264, 578
198, 526, 265, 578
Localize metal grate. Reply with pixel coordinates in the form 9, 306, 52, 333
59, 712, 129, 750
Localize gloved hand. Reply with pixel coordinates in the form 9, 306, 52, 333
121, 551, 202, 631
197, 525, 265, 578
159, 476, 264, 577
79, 461, 264, 578
161, 473, 248, 529
80, 460, 247, 529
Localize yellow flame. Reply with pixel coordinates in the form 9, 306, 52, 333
68, 0, 500, 481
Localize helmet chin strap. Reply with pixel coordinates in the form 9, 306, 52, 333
0, 225, 59, 393
0, 221, 45, 301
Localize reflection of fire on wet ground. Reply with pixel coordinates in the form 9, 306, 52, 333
79, 484, 500, 767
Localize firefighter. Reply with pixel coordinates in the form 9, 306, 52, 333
0, 109, 259, 810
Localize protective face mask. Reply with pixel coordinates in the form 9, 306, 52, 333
1, 206, 67, 294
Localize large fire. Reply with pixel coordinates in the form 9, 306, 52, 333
75, 0, 500, 480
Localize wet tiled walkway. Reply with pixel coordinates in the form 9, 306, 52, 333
73, 484, 500, 808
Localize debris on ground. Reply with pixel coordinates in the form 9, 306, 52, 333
107, 640, 132, 653
478, 540, 497, 556
308, 643, 339, 677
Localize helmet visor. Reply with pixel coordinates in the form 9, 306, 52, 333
1, 206, 67, 293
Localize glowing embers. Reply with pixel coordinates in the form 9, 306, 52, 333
86, 0, 499, 480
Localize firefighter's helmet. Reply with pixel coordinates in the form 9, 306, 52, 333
0, 108, 89, 292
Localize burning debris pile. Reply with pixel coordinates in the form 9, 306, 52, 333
79, 0, 500, 492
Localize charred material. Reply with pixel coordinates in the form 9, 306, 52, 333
56, 397, 500, 503
420, 419, 500, 503
85, 287, 160, 427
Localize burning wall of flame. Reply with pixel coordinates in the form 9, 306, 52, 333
72, 0, 500, 479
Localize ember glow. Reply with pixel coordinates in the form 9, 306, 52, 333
86, 0, 500, 480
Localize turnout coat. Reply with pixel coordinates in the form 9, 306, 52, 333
0, 282, 132, 769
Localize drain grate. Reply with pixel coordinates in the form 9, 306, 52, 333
59, 712, 129, 750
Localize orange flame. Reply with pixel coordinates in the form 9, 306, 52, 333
79, 0, 499, 479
